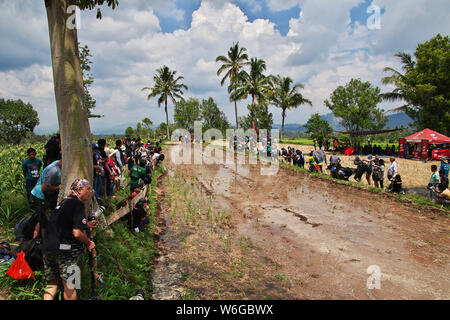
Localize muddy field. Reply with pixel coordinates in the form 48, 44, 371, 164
151, 144, 449, 300
210, 140, 444, 194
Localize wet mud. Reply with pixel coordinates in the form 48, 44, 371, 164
153, 145, 449, 300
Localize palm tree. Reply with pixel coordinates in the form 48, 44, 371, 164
269, 75, 312, 141
381, 52, 416, 114
216, 42, 250, 129
231, 57, 273, 107
142, 65, 188, 139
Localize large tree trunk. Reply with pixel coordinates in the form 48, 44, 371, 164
45, 0, 93, 203
281, 109, 286, 141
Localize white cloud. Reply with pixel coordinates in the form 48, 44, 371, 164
1, 0, 448, 134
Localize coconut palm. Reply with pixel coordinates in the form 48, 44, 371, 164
142, 65, 188, 139
269, 75, 312, 141
216, 42, 250, 129
231, 58, 273, 108
381, 52, 416, 114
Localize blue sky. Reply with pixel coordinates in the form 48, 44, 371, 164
0, 0, 448, 134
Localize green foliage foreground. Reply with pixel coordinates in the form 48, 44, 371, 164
0, 163, 164, 300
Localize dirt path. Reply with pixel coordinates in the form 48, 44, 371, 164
154, 145, 449, 300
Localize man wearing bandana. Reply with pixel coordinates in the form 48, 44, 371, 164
42, 178, 98, 300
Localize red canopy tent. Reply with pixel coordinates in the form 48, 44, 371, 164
399, 129, 450, 160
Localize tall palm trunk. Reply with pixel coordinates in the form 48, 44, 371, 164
45, 0, 93, 202
165, 98, 170, 139
281, 109, 286, 141
234, 100, 239, 129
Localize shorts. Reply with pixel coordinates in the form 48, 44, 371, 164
43, 253, 80, 282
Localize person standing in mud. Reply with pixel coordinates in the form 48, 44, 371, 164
372, 155, 385, 189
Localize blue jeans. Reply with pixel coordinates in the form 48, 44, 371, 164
94, 175, 102, 200
107, 180, 115, 197
138, 217, 150, 229
26, 179, 38, 200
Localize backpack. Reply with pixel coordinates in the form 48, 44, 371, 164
12, 236, 43, 271
14, 213, 39, 241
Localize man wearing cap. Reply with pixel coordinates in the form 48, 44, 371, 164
42, 178, 97, 300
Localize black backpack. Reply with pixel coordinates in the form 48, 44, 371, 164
14, 213, 39, 241
13, 236, 43, 271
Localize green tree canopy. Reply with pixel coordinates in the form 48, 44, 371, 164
142, 65, 188, 139
303, 113, 333, 143
231, 58, 272, 107
173, 97, 201, 133
216, 42, 250, 129
269, 75, 312, 140
238, 101, 273, 132
324, 78, 386, 143
125, 126, 134, 136
0, 98, 40, 145
382, 34, 450, 135
200, 97, 230, 134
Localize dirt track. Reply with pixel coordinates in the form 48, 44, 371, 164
155, 144, 449, 300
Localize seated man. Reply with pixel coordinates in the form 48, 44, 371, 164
431, 169, 449, 202
121, 198, 150, 232
329, 152, 341, 168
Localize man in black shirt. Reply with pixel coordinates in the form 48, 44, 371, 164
42, 178, 97, 300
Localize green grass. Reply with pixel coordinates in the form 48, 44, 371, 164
280, 139, 314, 146
0, 164, 165, 300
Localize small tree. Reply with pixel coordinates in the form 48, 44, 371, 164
173, 98, 201, 133
0, 98, 40, 145
200, 97, 230, 134
238, 101, 273, 132
142, 117, 154, 140
324, 78, 386, 144
303, 113, 333, 145
125, 126, 134, 136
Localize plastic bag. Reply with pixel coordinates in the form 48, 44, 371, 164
6, 251, 35, 280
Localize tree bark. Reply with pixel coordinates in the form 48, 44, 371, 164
234, 100, 239, 129
281, 109, 286, 141
165, 99, 170, 139
45, 0, 93, 203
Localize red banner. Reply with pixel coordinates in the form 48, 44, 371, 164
432, 148, 450, 159
421, 139, 428, 160
399, 138, 405, 157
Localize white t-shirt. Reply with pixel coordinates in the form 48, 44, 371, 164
388, 161, 397, 178
152, 153, 160, 161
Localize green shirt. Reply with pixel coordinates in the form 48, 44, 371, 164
129, 165, 146, 187
430, 171, 440, 185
